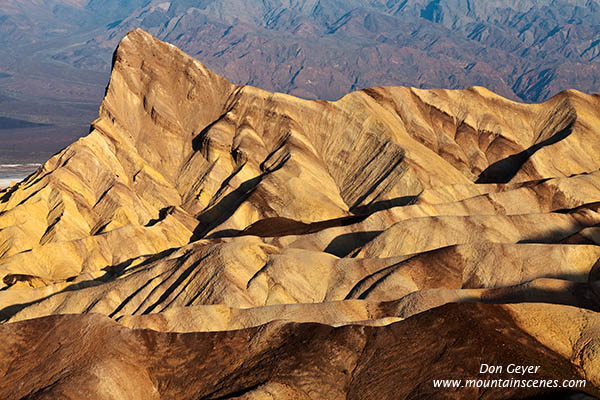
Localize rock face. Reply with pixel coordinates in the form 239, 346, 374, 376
0, 303, 594, 400
1, 29, 600, 399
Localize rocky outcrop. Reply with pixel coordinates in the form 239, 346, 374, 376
1, 303, 597, 400
1, 30, 600, 398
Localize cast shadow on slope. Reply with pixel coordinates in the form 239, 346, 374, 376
191, 152, 291, 240
0, 248, 178, 322
324, 231, 384, 258
206, 194, 419, 241
2, 212, 600, 322
2, 265, 600, 324
476, 117, 575, 184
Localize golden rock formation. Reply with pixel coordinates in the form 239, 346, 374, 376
1, 29, 600, 399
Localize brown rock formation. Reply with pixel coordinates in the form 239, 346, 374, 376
1, 29, 600, 399
0, 303, 596, 400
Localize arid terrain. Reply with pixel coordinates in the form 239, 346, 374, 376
3, 0, 600, 166
2, 29, 600, 399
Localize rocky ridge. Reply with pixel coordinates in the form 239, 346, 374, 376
1, 29, 600, 399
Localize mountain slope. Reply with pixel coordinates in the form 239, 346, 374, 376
1, 30, 600, 399
1, 303, 596, 400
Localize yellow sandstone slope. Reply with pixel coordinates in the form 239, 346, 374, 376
1, 29, 600, 399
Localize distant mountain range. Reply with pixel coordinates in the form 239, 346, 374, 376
67, 0, 600, 102
2, 0, 600, 161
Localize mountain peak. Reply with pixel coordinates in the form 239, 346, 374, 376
99, 28, 235, 179
3, 29, 600, 399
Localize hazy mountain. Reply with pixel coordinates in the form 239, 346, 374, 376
54, 0, 600, 101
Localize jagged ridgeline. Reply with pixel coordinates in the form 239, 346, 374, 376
1, 29, 600, 399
